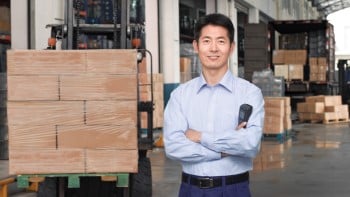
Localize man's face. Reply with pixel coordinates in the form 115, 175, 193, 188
193, 24, 235, 72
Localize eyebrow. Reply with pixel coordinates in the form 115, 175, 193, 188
200, 36, 227, 40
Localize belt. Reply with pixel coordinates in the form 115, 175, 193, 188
181, 171, 249, 189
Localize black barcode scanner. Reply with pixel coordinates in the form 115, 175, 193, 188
238, 104, 253, 126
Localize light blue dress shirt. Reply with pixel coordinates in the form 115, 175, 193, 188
164, 70, 265, 176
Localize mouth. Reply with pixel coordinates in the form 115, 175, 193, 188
207, 55, 220, 60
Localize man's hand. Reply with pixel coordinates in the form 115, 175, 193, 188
236, 122, 247, 130
185, 129, 201, 143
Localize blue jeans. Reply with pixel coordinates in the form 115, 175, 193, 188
178, 180, 251, 197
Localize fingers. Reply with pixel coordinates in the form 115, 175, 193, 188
236, 122, 247, 130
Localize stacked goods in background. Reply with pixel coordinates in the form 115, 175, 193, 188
7, 50, 139, 175
308, 25, 335, 83
309, 57, 327, 82
0, 73, 7, 159
273, 32, 307, 82
180, 43, 201, 83
297, 95, 349, 124
139, 58, 164, 129
252, 69, 285, 97
272, 49, 306, 81
269, 20, 335, 97
243, 23, 271, 82
180, 57, 192, 83
263, 97, 292, 135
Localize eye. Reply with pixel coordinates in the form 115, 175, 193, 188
218, 39, 226, 45
201, 38, 211, 45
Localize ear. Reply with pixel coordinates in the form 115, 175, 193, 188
192, 40, 199, 53
230, 42, 235, 54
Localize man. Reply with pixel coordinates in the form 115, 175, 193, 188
163, 13, 265, 197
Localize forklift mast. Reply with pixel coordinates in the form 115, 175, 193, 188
41, 1, 155, 196
47, 0, 154, 152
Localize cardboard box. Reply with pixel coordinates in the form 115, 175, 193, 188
180, 57, 192, 83
297, 102, 308, 113
274, 64, 289, 80
306, 95, 342, 106
272, 50, 285, 64
289, 64, 303, 80
307, 102, 325, 113
318, 57, 327, 65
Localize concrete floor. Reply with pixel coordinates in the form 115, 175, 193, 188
1, 122, 350, 196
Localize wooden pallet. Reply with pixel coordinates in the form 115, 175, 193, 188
299, 118, 349, 124
323, 118, 349, 124
16, 173, 129, 189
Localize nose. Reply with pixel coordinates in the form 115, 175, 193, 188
209, 42, 218, 51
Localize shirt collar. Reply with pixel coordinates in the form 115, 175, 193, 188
196, 70, 234, 93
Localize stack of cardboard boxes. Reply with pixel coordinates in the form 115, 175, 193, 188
180, 57, 192, 83
139, 71, 164, 129
309, 57, 328, 82
273, 49, 307, 81
297, 95, 349, 124
263, 97, 292, 135
7, 50, 139, 175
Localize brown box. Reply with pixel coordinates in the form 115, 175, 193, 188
86, 149, 138, 173
9, 149, 85, 174
263, 116, 284, 133
8, 125, 57, 149
85, 100, 137, 125
318, 65, 327, 72
325, 105, 348, 112
140, 73, 164, 129
57, 125, 137, 149
294, 50, 307, 64
86, 50, 137, 74
289, 64, 303, 80
306, 95, 342, 106
307, 102, 325, 113
274, 65, 289, 80
309, 65, 318, 74
309, 57, 318, 65
264, 97, 291, 133
264, 97, 285, 108
317, 73, 326, 81
60, 74, 137, 100
7, 50, 87, 75
265, 107, 284, 118
298, 112, 313, 120
337, 110, 349, 120
297, 102, 308, 113
7, 101, 85, 126
272, 50, 285, 64
318, 57, 327, 65
284, 117, 292, 130
7, 75, 59, 101
309, 73, 318, 81
180, 57, 192, 83
284, 50, 307, 64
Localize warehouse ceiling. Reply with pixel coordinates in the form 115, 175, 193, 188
309, 0, 350, 16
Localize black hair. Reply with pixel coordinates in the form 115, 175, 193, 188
194, 13, 235, 43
